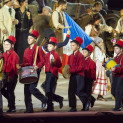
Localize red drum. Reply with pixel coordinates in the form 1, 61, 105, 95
18, 66, 38, 84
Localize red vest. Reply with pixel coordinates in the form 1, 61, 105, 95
22, 44, 45, 69
3, 49, 20, 78
113, 53, 123, 78
84, 57, 96, 81
45, 50, 62, 78
68, 50, 85, 77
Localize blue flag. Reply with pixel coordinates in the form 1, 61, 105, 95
64, 12, 93, 49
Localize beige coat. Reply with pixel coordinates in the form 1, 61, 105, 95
0, 5, 16, 41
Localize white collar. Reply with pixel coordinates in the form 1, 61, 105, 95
4, 5, 13, 9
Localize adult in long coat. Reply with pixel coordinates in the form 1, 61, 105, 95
0, 0, 18, 42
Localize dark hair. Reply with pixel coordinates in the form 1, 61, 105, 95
83, 48, 91, 54
58, 0, 67, 6
48, 42, 57, 46
88, 13, 101, 31
18, 0, 26, 5
71, 40, 81, 47
89, 13, 101, 25
93, 1, 102, 8
4, 39, 14, 45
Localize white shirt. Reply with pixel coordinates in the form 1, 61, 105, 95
52, 7, 68, 29
115, 18, 123, 33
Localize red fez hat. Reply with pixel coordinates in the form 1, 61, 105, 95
29, 30, 39, 39
86, 45, 94, 53
72, 36, 83, 46
49, 37, 58, 45
4, 35, 16, 45
114, 40, 123, 48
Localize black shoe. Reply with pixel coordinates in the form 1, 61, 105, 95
41, 97, 47, 109
68, 108, 77, 112
112, 108, 121, 111
24, 110, 34, 113
84, 101, 90, 111
81, 103, 85, 111
43, 108, 54, 112
42, 102, 47, 109
0, 109, 3, 115
91, 98, 96, 108
7, 109, 16, 113
59, 97, 64, 109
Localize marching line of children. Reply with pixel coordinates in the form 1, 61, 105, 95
0, 29, 123, 114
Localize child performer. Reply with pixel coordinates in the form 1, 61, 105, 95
17, 30, 47, 113
67, 37, 86, 112
44, 37, 62, 112
82, 45, 96, 111
92, 37, 107, 101
112, 40, 123, 111
2, 36, 20, 113
0, 44, 3, 114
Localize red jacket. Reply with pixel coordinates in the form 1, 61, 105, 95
45, 50, 62, 78
84, 57, 96, 81
68, 50, 85, 77
22, 44, 45, 70
113, 53, 123, 78
3, 49, 20, 78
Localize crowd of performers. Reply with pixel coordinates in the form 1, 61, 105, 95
0, 0, 123, 114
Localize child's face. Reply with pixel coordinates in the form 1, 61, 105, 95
47, 44, 55, 52
71, 42, 80, 52
83, 50, 90, 58
28, 36, 36, 45
4, 41, 12, 51
98, 41, 103, 47
114, 46, 122, 54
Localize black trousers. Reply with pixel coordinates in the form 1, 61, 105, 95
41, 81, 63, 103
68, 74, 86, 108
45, 72, 57, 109
84, 78, 95, 103
111, 76, 123, 109
0, 80, 2, 110
24, 70, 46, 111
1, 75, 18, 110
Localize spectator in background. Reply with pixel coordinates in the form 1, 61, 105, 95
0, 0, 18, 41
15, 0, 33, 63
115, 9, 123, 38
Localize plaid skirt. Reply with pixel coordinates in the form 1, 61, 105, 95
92, 63, 107, 96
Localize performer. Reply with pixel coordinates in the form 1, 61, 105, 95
1, 36, 20, 113
41, 28, 71, 109
17, 30, 47, 113
82, 44, 96, 111
85, 13, 114, 41
15, 0, 33, 63
0, 44, 4, 114
50, 0, 68, 56
44, 37, 62, 112
67, 37, 86, 112
111, 40, 123, 111
0, 0, 18, 41
92, 37, 107, 101
115, 9, 123, 39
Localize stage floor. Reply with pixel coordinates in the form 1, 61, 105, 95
2, 70, 117, 113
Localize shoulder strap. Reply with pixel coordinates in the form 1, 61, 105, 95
33, 46, 39, 65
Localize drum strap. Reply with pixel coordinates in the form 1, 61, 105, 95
33, 46, 39, 65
